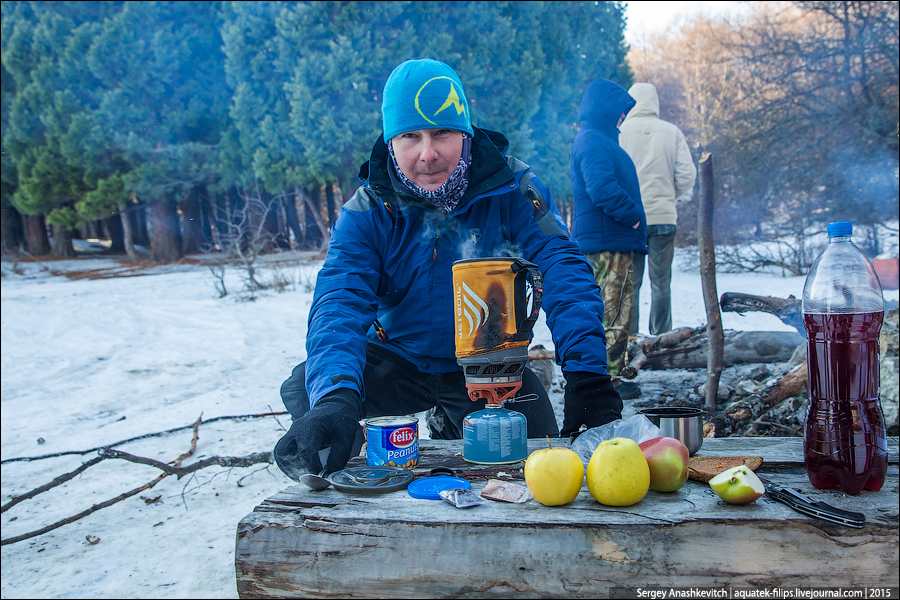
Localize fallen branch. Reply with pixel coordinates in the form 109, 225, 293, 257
0, 415, 275, 546
1, 410, 288, 464
621, 327, 704, 379
620, 345, 647, 380
719, 292, 804, 335
0, 455, 107, 514
623, 329, 803, 376
0, 417, 202, 547
99, 448, 273, 479
0, 472, 170, 546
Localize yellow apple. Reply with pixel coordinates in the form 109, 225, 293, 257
524, 440, 584, 506
709, 465, 765, 504
586, 437, 650, 506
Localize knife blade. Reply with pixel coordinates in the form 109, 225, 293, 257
759, 477, 866, 528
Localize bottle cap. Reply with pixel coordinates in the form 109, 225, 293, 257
827, 222, 852, 237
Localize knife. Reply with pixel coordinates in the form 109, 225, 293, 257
759, 477, 866, 528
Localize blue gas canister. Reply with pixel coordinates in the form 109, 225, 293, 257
462, 407, 528, 464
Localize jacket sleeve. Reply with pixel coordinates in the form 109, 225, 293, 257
674, 129, 697, 200
304, 205, 383, 406
511, 173, 609, 375
577, 132, 643, 228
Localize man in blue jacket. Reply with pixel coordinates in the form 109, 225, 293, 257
274, 59, 624, 480
570, 79, 648, 399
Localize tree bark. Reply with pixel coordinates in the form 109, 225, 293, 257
24, 214, 51, 256
261, 192, 287, 250
149, 195, 183, 264
106, 211, 125, 253
282, 190, 303, 248
1, 202, 25, 252
698, 152, 724, 414
181, 185, 205, 255
49, 223, 75, 258
118, 200, 141, 262
325, 181, 338, 228
299, 185, 327, 251
132, 196, 151, 247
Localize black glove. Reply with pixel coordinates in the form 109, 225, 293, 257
273, 389, 362, 481
561, 371, 623, 437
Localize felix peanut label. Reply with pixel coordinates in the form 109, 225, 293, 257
364, 417, 418, 469
452, 258, 541, 358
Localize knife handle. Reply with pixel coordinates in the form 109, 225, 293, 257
809, 500, 866, 524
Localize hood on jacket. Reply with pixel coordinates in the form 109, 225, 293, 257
626, 82, 660, 119
578, 78, 636, 138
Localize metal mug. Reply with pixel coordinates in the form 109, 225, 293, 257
639, 407, 704, 456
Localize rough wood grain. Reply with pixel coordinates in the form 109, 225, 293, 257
236, 438, 899, 598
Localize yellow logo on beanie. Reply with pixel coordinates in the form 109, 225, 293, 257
415, 76, 466, 125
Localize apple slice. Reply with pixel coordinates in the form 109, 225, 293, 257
708, 465, 766, 504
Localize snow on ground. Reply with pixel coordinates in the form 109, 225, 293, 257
2, 244, 897, 599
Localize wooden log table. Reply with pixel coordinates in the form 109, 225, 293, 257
236, 437, 899, 598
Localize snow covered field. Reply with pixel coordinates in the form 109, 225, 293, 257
2, 244, 897, 599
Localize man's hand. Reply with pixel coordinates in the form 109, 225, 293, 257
273, 389, 362, 481
561, 371, 623, 437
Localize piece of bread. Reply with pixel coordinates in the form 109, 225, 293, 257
688, 455, 764, 483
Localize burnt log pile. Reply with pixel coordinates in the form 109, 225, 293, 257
531, 294, 899, 440
622, 327, 805, 378
621, 327, 809, 438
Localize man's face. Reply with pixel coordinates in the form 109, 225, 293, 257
391, 129, 463, 191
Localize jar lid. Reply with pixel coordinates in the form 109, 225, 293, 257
407, 476, 471, 500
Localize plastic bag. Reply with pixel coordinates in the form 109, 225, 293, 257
439, 488, 487, 508
570, 415, 662, 468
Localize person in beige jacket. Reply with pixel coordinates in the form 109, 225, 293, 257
619, 82, 697, 335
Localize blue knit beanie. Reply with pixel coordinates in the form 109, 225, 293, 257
381, 59, 474, 142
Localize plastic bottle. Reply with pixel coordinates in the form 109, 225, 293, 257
801, 221, 887, 494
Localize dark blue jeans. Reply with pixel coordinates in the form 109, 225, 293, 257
632, 224, 676, 335
280, 343, 559, 455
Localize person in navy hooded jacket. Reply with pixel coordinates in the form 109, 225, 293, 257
570, 78, 648, 399
273, 59, 624, 480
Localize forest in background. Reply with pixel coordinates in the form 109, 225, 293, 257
629, 1, 898, 272
1, 1, 897, 274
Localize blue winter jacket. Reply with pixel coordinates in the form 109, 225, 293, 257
304, 127, 611, 406
570, 79, 648, 255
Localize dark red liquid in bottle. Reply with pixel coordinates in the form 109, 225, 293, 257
803, 311, 887, 494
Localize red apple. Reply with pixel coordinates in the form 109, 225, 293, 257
639, 436, 690, 492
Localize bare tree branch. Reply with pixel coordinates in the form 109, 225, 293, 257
0, 456, 107, 514
0, 415, 273, 546
98, 448, 273, 479
1, 411, 287, 465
